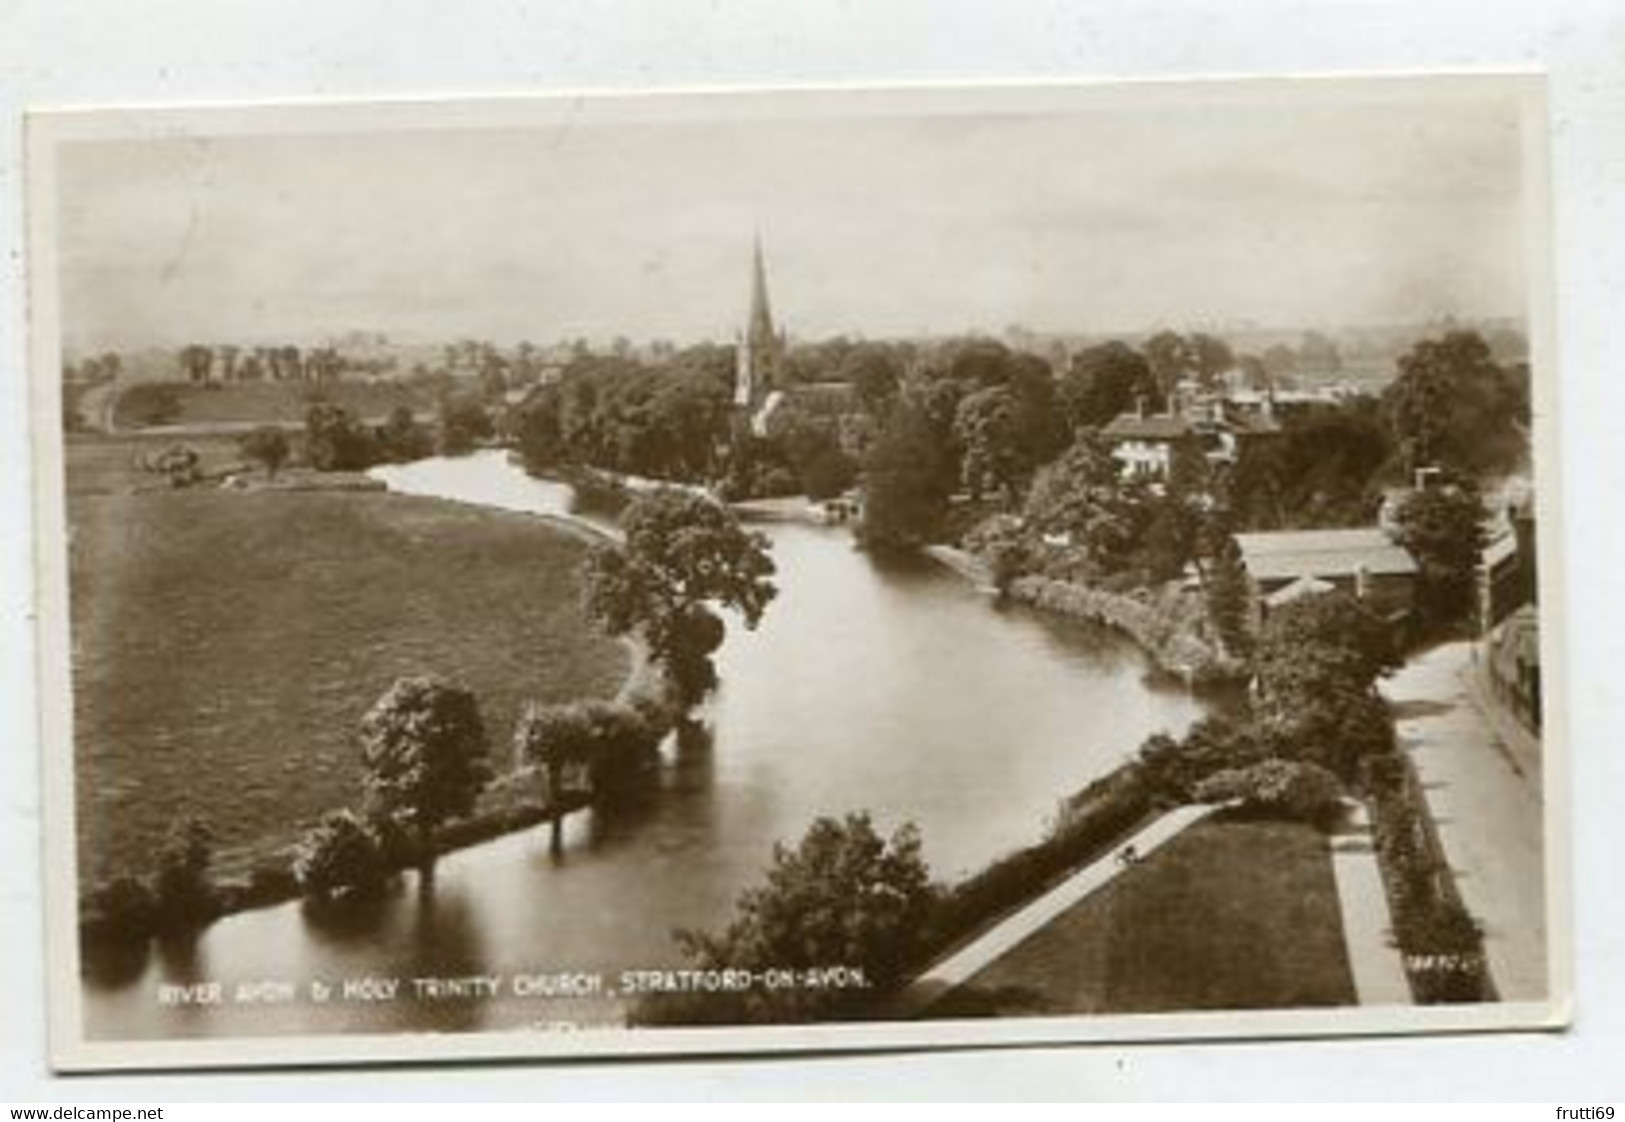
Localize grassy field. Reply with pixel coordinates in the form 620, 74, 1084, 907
68, 480, 627, 885
112, 380, 435, 430
934, 815, 1356, 1015
64, 433, 250, 496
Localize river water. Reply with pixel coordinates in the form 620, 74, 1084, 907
82, 450, 1211, 1040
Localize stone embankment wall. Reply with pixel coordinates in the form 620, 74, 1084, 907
1005, 576, 1245, 685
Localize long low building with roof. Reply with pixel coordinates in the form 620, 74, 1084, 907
1233, 526, 1419, 626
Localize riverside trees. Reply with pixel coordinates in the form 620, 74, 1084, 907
581, 491, 777, 707
358, 676, 492, 888
634, 813, 936, 1025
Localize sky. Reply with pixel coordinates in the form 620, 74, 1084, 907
50, 81, 1536, 351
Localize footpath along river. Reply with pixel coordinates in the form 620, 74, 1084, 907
82, 450, 1214, 1039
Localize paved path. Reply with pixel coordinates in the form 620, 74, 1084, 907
1327, 800, 1412, 1005
1383, 640, 1548, 1002
889, 804, 1217, 1017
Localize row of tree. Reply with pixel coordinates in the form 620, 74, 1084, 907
860, 330, 1526, 567
175, 343, 379, 385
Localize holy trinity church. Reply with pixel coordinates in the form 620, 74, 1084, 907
733, 236, 788, 436
731, 237, 862, 441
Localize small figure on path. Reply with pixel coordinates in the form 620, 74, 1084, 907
1117, 844, 1140, 868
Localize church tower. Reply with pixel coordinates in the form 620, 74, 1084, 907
734, 235, 785, 413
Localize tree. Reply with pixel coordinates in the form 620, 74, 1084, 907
1204, 534, 1254, 658
581, 492, 777, 707
513, 698, 666, 852
859, 399, 955, 551
1189, 333, 1235, 389
377, 404, 433, 463
151, 816, 216, 928
359, 676, 491, 887
636, 813, 936, 1025
1137, 495, 1200, 583
1144, 330, 1193, 397
950, 357, 1069, 504
1059, 341, 1158, 429
1261, 343, 1299, 385
438, 394, 494, 456
1262, 686, 1395, 781
1393, 483, 1488, 628
1255, 590, 1399, 702
1383, 331, 1527, 478
515, 389, 567, 473
1298, 330, 1343, 376
1023, 433, 1149, 575
779, 417, 856, 500
238, 426, 290, 480
293, 810, 393, 902
837, 344, 903, 418
1228, 399, 1391, 530
178, 344, 215, 385
953, 385, 1025, 501
305, 403, 377, 472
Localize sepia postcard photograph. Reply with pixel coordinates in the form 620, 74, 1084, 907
27, 74, 1568, 1071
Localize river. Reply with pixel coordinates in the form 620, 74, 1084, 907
81, 450, 1212, 1040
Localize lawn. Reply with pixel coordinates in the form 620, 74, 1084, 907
933, 815, 1356, 1016
113, 380, 434, 430
68, 485, 628, 885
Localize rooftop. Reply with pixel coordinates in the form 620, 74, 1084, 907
1101, 413, 1195, 441
1235, 527, 1419, 582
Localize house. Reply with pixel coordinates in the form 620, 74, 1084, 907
1100, 406, 1199, 482
1478, 491, 1538, 633
1485, 604, 1541, 733
1100, 396, 1281, 484
1234, 526, 1419, 627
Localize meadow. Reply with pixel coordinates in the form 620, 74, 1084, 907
68, 470, 627, 886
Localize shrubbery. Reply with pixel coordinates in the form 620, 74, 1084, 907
81, 875, 159, 944
305, 403, 380, 472
292, 810, 396, 902
1367, 756, 1490, 1003
84, 816, 220, 945
150, 817, 219, 929
1190, 759, 1345, 827
919, 766, 1152, 966
1137, 717, 1266, 804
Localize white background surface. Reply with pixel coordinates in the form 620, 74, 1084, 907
2, 0, 1622, 1101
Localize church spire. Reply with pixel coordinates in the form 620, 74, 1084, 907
747, 233, 775, 348
735, 234, 782, 410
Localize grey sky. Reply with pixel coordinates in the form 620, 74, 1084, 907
53, 83, 1533, 351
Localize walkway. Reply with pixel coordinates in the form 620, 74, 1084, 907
1382, 640, 1549, 1002
1326, 800, 1411, 1005
890, 804, 1217, 1017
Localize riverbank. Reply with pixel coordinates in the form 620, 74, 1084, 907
1007, 575, 1244, 685
922, 544, 1245, 684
